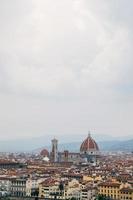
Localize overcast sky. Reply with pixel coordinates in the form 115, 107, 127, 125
0, 0, 133, 141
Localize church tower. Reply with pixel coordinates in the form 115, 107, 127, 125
51, 138, 58, 162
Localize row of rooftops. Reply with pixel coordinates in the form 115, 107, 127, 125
0, 151, 132, 197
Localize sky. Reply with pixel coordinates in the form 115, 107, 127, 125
0, 0, 133, 141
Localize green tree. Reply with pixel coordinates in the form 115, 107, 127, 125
70, 198, 77, 200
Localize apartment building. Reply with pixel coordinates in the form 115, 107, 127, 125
99, 181, 133, 200
10, 178, 27, 197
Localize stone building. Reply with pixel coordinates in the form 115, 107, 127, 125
50, 132, 100, 164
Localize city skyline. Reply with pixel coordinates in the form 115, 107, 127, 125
0, 0, 133, 140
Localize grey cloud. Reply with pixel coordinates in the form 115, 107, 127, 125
0, 0, 133, 140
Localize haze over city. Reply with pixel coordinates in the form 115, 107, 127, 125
0, 0, 133, 142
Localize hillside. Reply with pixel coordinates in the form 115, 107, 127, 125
0, 137, 132, 153
38, 139, 133, 153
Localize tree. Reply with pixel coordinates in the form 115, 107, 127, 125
97, 194, 107, 200
70, 198, 77, 200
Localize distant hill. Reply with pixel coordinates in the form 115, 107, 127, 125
98, 139, 133, 151
0, 136, 132, 153
36, 139, 133, 153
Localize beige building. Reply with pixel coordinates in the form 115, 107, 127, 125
81, 186, 98, 200
39, 179, 81, 199
65, 179, 81, 200
10, 178, 27, 197
26, 178, 45, 197
99, 181, 133, 200
119, 187, 133, 200
39, 179, 63, 199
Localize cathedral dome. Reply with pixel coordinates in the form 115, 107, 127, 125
80, 133, 99, 153
40, 149, 49, 157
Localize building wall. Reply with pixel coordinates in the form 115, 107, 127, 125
119, 189, 133, 200
10, 179, 26, 197
0, 178, 11, 192
58, 152, 81, 163
81, 188, 97, 200
99, 182, 133, 200
39, 179, 81, 200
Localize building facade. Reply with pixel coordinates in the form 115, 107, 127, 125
10, 178, 27, 197
99, 181, 133, 200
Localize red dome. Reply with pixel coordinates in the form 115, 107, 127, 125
80, 133, 99, 152
40, 149, 49, 157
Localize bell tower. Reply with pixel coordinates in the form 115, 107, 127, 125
51, 138, 58, 162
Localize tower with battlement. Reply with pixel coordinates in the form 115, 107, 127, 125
51, 138, 58, 162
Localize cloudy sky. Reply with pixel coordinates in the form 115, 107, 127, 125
0, 0, 133, 141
